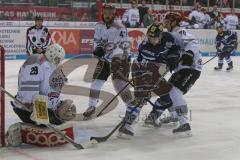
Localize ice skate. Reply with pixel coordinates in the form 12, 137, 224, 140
117, 124, 134, 139
226, 66, 233, 72
143, 110, 161, 128
160, 116, 179, 128
172, 123, 192, 136
214, 66, 222, 71
83, 106, 96, 120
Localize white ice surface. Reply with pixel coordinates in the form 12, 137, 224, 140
1, 57, 240, 160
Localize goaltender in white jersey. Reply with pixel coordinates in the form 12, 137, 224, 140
7, 43, 77, 147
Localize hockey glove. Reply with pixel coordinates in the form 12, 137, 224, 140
180, 50, 194, 66
167, 54, 179, 73
93, 47, 105, 58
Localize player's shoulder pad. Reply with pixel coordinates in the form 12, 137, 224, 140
42, 26, 49, 32
95, 22, 105, 28
162, 32, 175, 41
112, 20, 126, 29
27, 26, 35, 32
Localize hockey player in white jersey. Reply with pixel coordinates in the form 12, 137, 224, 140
7, 43, 77, 147
83, 4, 133, 119
224, 8, 239, 30
147, 12, 202, 134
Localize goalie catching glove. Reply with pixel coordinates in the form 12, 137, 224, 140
55, 99, 76, 121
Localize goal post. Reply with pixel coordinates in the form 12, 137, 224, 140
0, 46, 5, 147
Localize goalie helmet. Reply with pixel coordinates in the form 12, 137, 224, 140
102, 4, 116, 25
45, 43, 65, 67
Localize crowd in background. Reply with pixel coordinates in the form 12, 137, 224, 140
120, 0, 239, 29
0, 0, 239, 30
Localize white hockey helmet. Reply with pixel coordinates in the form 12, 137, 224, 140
45, 43, 65, 67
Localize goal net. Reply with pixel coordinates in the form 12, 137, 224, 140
0, 46, 5, 147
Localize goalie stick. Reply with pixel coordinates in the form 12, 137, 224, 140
0, 86, 97, 149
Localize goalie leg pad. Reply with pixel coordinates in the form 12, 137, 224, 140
21, 123, 74, 147
56, 99, 76, 121
7, 122, 22, 146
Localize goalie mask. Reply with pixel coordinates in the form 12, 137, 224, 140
45, 43, 65, 67
147, 23, 164, 46
102, 4, 116, 25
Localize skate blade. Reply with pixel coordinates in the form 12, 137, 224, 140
161, 122, 178, 128
142, 122, 162, 128
142, 123, 155, 128
117, 132, 133, 140
173, 130, 192, 138
226, 69, 233, 72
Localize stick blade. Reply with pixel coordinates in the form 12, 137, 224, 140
81, 139, 98, 149
90, 136, 108, 143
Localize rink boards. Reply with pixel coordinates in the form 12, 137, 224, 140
1, 27, 240, 60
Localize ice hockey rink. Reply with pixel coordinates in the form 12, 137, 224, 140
1, 56, 240, 160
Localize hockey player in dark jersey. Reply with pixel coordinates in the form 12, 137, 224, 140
214, 23, 238, 71
26, 15, 52, 55
118, 23, 180, 137
83, 4, 132, 119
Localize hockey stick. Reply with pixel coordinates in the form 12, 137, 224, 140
0, 86, 97, 149
96, 79, 133, 117
90, 101, 143, 143
203, 54, 218, 65
90, 70, 169, 143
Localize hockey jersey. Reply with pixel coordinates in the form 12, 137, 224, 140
94, 21, 130, 62
15, 55, 62, 110
26, 26, 51, 55
137, 32, 180, 64
216, 30, 238, 51
224, 14, 239, 30
171, 27, 202, 72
